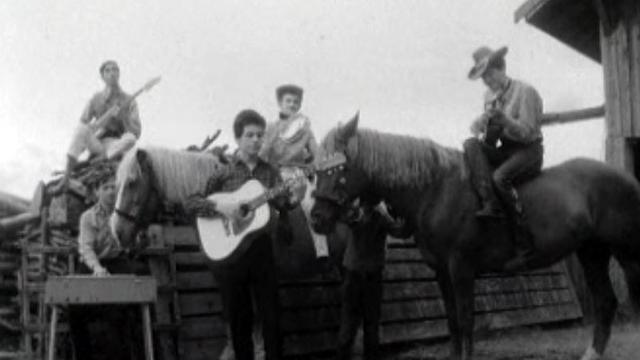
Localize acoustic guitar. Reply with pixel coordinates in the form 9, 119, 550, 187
196, 169, 310, 264
93, 76, 161, 138
197, 153, 346, 264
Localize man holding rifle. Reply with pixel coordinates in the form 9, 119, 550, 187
53, 60, 155, 192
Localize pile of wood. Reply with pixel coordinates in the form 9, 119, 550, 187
0, 159, 113, 358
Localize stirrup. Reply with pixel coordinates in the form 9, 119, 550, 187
475, 206, 505, 219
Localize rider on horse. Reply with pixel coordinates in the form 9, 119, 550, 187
463, 46, 544, 271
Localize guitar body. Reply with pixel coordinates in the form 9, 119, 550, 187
196, 180, 272, 264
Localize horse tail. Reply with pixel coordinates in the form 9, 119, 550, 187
614, 251, 640, 311
622, 259, 640, 311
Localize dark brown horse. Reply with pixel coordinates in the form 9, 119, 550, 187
310, 115, 640, 360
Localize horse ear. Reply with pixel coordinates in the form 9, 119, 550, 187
337, 111, 359, 141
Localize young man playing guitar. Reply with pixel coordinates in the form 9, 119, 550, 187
53, 60, 159, 193
184, 109, 294, 360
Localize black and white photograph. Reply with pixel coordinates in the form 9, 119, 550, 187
1, 1, 639, 359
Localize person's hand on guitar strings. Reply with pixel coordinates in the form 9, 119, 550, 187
214, 200, 241, 220
470, 113, 490, 137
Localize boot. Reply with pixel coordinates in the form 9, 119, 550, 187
475, 180, 505, 219
501, 189, 536, 272
49, 155, 78, 196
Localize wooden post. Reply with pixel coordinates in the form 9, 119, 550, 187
47, 307, 58, 360
601, 1, 640, 171
600, 0, 640, 315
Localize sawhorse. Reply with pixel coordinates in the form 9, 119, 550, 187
44, 275, 157, 360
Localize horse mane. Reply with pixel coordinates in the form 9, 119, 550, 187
322, 127, 465, 189
117, 146, 225, 203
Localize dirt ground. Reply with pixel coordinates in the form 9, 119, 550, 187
383, 322, 640, 360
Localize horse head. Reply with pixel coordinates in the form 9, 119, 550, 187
311, 113, 370, 234
111, 149, 162, 247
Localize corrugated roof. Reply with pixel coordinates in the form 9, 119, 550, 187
515, 0, 601, 63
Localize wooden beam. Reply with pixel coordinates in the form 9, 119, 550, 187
514, 0, 551, 23
541, 105, 605, 126
0, 212, 40, 237
592, 0, 617, 35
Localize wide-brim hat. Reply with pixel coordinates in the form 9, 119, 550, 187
467, 46, 508, 80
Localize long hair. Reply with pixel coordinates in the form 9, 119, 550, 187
322, 127, 464, 189
116, 147, 226, 203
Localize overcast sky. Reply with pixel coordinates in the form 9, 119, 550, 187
0, 0, 604, 199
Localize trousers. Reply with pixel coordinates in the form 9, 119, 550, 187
68, 123, 137, 160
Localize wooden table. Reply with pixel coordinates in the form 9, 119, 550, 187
44, 275, 157, 360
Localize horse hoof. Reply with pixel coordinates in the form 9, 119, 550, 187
580, 346, 602, 360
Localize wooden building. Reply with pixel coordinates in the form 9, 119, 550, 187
516, 0, 640, 173
516, 0, 640, 313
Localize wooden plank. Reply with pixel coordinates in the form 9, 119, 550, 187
602, 24, 623, 138
385, 248, 423, 262
283, 302, 582, 356
474, 273, 569, 295
615, 22, 633, 137
540, 105, 604, 126
383, 281, 441, 301
280, 281, 442, 309
163, 226, 199, 247
380, 318, 449, 344
179, 315, 227, 340
383, 263, 434, 280
513, 0, 550, 23
279, 284, 341, 308
474, 302, 582, 331
176, 271, 218, 290
179, 338, 227, 360
279, 274, 569, 310
179, 293, 223, 316
175, 252, 209, 267
632, 15, 640, 136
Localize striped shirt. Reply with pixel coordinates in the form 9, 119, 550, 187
183, 152, 286, 217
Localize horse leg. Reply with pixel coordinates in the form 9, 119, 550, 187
436, 271, 461, 360
576, 244, 617, 360
448, 256, 476, 360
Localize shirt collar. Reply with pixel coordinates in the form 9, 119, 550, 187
230, 150, 268, 169
101, 85, 123, 100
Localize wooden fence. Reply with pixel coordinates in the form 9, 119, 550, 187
150, 225, 583, 360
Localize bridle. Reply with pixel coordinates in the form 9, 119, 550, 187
114, 157, 161, 229
312, 152, 351, 209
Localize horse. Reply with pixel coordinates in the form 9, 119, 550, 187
110, 146, 347, 278
309, 114, 640, 360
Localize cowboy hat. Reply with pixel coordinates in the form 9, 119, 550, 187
467, 46, 508, 80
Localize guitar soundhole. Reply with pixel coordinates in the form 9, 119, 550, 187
232, 210, 256, 235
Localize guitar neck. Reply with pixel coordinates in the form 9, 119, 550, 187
244, 183, 289, 211
93, 78, 159, 131
243, 167, 313, 211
